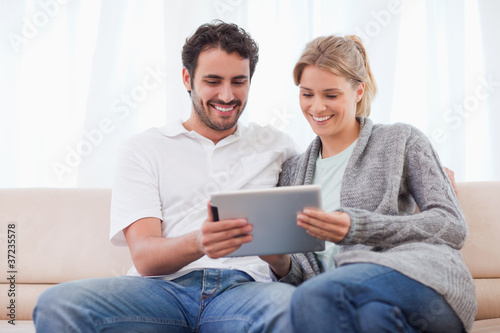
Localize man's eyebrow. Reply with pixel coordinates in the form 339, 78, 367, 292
202, 74, 249, 80
232, 75, 249, 80
203, 74, 224, 80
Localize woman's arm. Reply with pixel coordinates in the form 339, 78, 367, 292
276, 253, 321, 285
338, 129, 467, 249
298, 127, 467, 250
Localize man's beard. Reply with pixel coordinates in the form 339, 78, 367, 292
190, 88, 244, 131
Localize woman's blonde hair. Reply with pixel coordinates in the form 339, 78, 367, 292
293, 35, 377, 117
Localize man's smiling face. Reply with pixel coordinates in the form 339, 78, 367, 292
184, 48, 250, 136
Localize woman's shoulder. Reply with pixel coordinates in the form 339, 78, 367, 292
281, 153, 302, 171
279, 137, 321, 186
278, 154, 301, 186
370, 121, 427, 142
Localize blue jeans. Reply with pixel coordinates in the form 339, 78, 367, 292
290, 263, 465, 333
33, 269, 295, 332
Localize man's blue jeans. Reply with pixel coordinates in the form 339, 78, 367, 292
33, 269, 295, 332
290, 263, 465, 333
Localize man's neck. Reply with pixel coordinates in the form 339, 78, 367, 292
182, 118, 237, 145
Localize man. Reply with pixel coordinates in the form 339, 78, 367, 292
33, 20, 297, 332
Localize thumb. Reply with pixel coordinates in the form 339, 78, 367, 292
206, 201, 214, 222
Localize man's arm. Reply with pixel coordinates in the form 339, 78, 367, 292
123, 217, 203, 276
123, 203, 254, 277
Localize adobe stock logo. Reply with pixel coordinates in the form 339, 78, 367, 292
354, 0, 402, 45
8, 0, 70, 54
267, 106, 297, 131
212, 0, 243, 18
432, 75, 499, 144
52, 65, 167, 183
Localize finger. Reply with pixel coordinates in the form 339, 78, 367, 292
297, 214, 347, 241
201, 223, 253, 248
208, 247, 240, 259
203, 217, 248, 234
211, 235, 253, 254
305, 229, 337, 243
301, 209, 342, 227
302, 208, 326, 219
298, 213, 337, 233
205, 234, 253, 258
301, 221, 344, 242
300, 211, 350, 230
207, 201, 214, 222
299, 216, 344, 242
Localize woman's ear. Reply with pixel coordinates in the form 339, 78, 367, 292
182, 68, 192, 91
356, 82, 365, 103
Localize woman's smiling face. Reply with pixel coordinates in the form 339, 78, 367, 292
299, 65, 364, 141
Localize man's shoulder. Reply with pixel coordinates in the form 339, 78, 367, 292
122, 119, 185, 147
118, 127, 169, 158
122, 127, 165, 146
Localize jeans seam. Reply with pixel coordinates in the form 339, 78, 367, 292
198, 315, 254, 327
196, 270, 221, 332
338, 286, 352, 332
95, 316, 192, 328
201, 269, 221, 300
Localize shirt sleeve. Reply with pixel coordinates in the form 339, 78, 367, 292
109, 139, 163, 246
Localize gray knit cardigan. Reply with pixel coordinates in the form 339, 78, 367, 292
278, 117, 477, 331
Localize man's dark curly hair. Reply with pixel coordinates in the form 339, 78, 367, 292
182, 20, 259, 86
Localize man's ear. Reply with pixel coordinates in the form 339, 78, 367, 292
182, 68, 192, 91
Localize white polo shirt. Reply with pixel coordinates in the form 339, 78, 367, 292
110, 119, 297, 282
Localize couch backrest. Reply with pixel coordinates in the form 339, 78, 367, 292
0, 188, 132, 284
458, 181, 500, 321
0, 184, 499, 322
0, 188, 134, 321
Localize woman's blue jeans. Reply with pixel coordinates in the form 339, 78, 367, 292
290, 263, 465, 333
33, 269, 295, 332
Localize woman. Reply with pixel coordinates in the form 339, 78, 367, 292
279, 35, 477, 332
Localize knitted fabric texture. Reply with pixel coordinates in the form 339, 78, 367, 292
278, 117, 477, 331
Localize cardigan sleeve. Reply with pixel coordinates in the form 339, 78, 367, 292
277, 253, 322, 285
338, 128, 467, 250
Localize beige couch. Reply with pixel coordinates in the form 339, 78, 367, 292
0, 183, 499, 332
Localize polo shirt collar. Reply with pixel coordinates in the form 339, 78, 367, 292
160, 118, 245, 140
160, 118, 188, 137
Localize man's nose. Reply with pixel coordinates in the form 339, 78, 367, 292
218, 83, 234, 103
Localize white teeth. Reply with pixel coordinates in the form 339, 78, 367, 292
312, 115, 333, 122
214, 105, 234, 112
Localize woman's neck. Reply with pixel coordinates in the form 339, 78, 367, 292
320, 120, 360, 159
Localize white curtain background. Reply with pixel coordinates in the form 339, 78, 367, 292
1, 0, 499, 188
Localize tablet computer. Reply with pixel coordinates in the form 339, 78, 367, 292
210, 185, 325, 257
